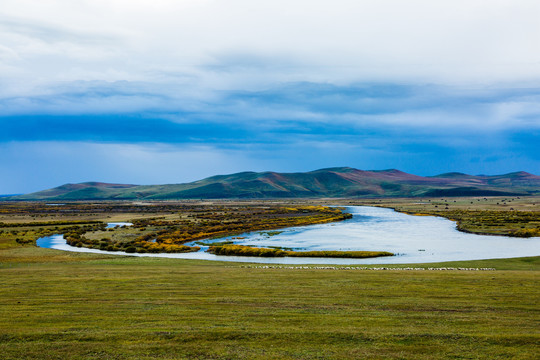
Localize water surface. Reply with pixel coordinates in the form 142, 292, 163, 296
105, 222, 133, 229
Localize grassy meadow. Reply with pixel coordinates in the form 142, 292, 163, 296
0, 198, 539, 359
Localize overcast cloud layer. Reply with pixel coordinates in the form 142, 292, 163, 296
1, 0, 539, 193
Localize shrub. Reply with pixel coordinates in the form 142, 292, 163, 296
207, 245, 394, 258
511, 228, 540, 238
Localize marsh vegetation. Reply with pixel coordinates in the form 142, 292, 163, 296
0, 202, 352, 255
207, 244, 394, 258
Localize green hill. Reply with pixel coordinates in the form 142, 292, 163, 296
5, 167, 539, 200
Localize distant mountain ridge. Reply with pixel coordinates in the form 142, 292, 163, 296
4, 167, 540, 201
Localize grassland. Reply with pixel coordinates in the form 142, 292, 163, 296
0, 249, 538, 360
0, 198, 538, 359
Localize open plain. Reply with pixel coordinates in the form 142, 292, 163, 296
0, 198, 538, 359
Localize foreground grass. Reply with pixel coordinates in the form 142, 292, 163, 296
1, 247, 539, 359
1, 199, 538, 359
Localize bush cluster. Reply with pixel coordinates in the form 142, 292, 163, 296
207, 245, 394, 258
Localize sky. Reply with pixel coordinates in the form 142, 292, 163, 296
1, 0, 539, 194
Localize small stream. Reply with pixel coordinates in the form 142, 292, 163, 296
105, 222, 133, 229
36, 206, 540, 264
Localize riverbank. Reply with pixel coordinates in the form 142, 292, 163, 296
50, 204, 353, 254
344, 196, 540, 237
35, 205, 540, 264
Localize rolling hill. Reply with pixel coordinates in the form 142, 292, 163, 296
4, 167, 540, 201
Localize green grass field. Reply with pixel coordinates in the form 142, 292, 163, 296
0, 199, 539, 359
1, 246, 539, 360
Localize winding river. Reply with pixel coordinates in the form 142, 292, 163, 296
37, 206, 540, 264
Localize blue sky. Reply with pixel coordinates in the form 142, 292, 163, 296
1, 1, 539, 193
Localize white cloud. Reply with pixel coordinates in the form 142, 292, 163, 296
1, 0, 539, 97
1, 1, 538, 193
